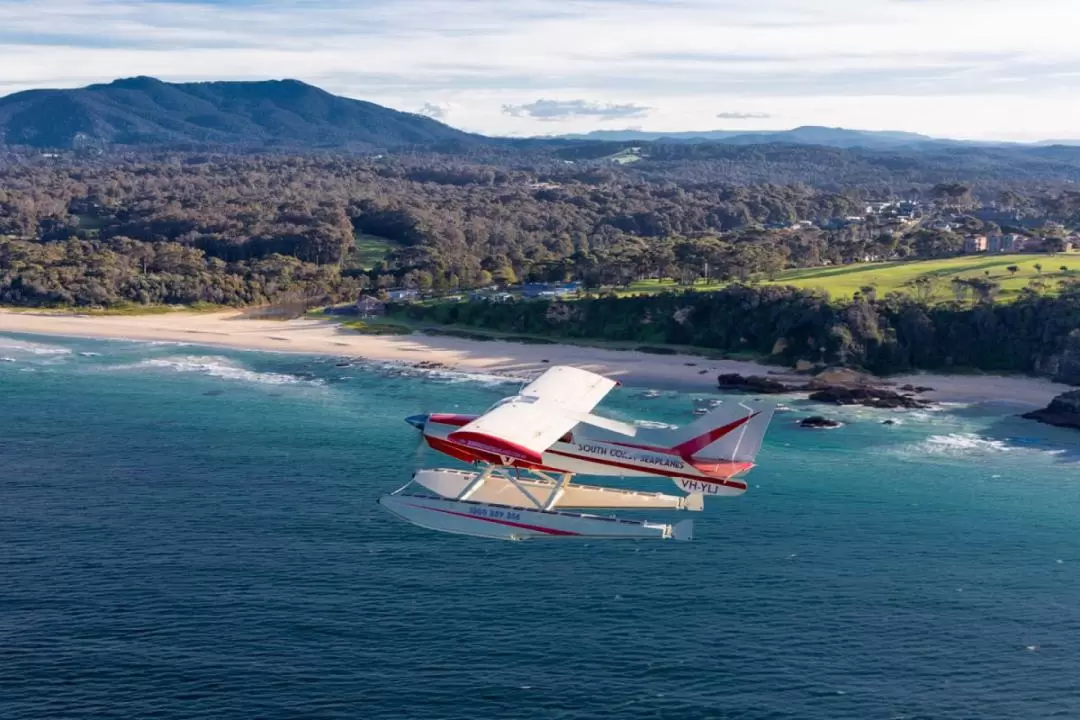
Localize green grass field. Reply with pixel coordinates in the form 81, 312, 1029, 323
767, 253, 1080, 301
611, 253, 1080, 302
352, 232, 395, 270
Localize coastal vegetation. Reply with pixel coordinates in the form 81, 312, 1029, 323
1, 141, 1078, 384
397, 283, 1080, 384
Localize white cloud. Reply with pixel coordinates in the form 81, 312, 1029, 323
502, 98, 651, 121
717, 112, 773, 120
0, 0, 1078, 140
417, 101, 452, 120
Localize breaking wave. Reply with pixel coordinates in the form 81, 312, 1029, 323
109, 355, 314, 386
423, 369, 520, 387
371, 361, 518, 388
0, 337, 72, 356
922, 433, 1012, 454
635, 419, 679, 430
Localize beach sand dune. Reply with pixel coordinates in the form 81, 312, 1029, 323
1, 309, 1070, 406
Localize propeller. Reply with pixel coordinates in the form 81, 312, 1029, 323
412, 431, 428, 460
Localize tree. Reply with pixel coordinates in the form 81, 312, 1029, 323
911, 275, 935, 302
493, 265, 518, 285
965, 277, 1000, 304
1007, 265, 1019, 276
1035, 263, 1043, 274
1046, 237, 1066, 255
951, 277, 971, 304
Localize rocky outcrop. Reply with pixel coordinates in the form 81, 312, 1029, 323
799, 416, 843, 429
807, 367, 874, 388
808, 386, 931, 409
717, 370, 935, 410
1022, 390, 1080, 430
900, 383, 935, 393
716, 373, 794, 394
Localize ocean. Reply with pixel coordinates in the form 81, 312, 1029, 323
2, 332, 1079, 720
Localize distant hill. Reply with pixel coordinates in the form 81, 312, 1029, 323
0, 76, 485, 150
556, 126, 953, 149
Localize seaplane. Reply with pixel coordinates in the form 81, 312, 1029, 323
379, 365, 774, 542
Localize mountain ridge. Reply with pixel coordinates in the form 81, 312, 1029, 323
551, 126, 1080, 149
1, 77, 1078, 152
0, 76, 484, 150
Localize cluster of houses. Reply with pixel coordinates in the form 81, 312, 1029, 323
962, 232, 1076, 254
772, 200, 924, 232
349, 281, 582, 317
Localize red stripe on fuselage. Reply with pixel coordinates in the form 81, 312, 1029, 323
546, 448, 748, 489
424, 416, 750, 488
429, 413, 475, 427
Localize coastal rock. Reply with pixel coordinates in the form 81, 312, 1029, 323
806, 367, 874, 389
716, 373, 794, 394
1021, 390, 1080, 430
808, 386, 931, 409
799, 415, 842, 429
900, 383, 935, 393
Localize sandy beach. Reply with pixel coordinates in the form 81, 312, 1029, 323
1, 309, 1072, 406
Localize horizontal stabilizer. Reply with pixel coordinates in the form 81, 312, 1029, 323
672, 520, 694, 542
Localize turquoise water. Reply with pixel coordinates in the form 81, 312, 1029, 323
2, 332, 1079, 720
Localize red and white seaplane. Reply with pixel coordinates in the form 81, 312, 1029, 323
379, 365, 774, 542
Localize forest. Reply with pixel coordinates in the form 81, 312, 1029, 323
1, 149, 1079, 383
399, 283, 1080, 384
3, 151, 1080, 308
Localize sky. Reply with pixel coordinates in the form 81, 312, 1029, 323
1, 0, 1078, 141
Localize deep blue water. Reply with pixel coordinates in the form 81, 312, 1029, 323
2, 332, 1079, 720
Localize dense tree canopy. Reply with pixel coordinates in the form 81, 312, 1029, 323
401, 282, 1080, 383
2, 150, 1078, 382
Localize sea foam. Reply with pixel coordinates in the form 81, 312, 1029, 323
109, 355, 314, 386
0, 337, 73, 356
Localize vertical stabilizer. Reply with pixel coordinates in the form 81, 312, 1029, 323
670, 402, 775, 462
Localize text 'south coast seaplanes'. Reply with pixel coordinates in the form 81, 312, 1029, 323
379, 366, 775, 542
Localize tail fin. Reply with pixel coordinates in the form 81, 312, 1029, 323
670, 401, 775, 462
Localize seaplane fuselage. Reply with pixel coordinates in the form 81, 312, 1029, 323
407, 412, 753, 495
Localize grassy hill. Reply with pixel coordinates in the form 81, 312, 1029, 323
769, 253, 1080, 301
617, 253, 1080, 302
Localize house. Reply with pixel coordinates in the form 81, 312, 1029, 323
386, 288, 420, 302
356, 296, 386, 317
988, 233, 1023, 252
471, 291, 513, 302
963, 235, 988, 253
519, 282, 581, 299
865, 201, 895, 215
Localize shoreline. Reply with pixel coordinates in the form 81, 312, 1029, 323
1, 309, 1072, 406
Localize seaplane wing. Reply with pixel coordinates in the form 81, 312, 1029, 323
447, 366, 622, 464
448, 398, 581, 465
518, 365, 617, 414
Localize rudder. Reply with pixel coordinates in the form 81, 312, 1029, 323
671, 401, 775, 462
